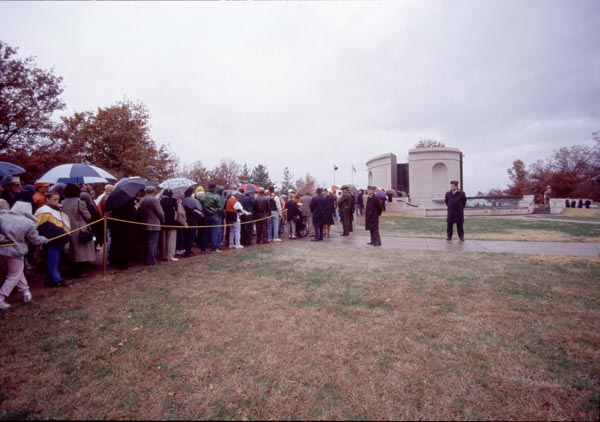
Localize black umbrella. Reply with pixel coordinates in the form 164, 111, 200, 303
0, 161, 25, 177
105, 178, 150, 212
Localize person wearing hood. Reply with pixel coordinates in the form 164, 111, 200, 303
0, 202, 49, 309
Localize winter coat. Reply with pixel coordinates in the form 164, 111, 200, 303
0, 209, 48, 258
310, 194, 326, 225
138, 194, 165, 232
62, 197, 97, 263
365, 195, 382, 231
445, 189, 467, 224
35, 204, 71, 250
160, 196, 179, 226
286, 199, 301, 221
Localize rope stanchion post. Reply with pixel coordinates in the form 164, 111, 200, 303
103, 217, 108, 278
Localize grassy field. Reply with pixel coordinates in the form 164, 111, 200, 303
377, 209, 600, 242
1, 215, 599, 421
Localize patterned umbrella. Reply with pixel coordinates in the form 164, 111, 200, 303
37, 164, 116, 184
159, 177, 197, 190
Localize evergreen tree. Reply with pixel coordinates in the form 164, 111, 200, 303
250, 164, 273, 189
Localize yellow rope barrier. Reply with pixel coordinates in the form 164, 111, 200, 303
1, 208, 291, 247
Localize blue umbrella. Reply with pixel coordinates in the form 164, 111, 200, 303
105, 177, 150, 212
0, 161, 25, 177
37, 163, 117, 184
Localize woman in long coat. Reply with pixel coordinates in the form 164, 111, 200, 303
61, 183, 96, 277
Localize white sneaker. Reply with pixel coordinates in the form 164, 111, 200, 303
168, 258, 179, 262
236, 245, 244, 249
0, 299, 10, 310
23, 291, 33, 303
273, 238, 282, 242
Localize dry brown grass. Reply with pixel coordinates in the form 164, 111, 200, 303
1, 243, 599, 420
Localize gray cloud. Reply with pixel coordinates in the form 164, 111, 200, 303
1, 0, 598, 194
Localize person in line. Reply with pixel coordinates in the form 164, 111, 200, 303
137, 185, 165, 265
445, 180, 467, 241
310, 187, 326, 241
35, 191, 71, 287
95, 184, 115, 217
286, 194, 301, 239
107, 195, 137, 270
80, 183, 103, 249
32, 182, 51, 211
200, 183, 224, 254
0, 202, 48, 310
253, 187, 270, 245
269, 189, 283, 242
226, 192, 250, 249
323, 189, 336, 238
159, 188, 180, 262
182, 187, 203, 257
62, 183, 97, 277
300, 191, 313, 237
238, 189, 254, 247
1, 176, 31, 209
365, 185, 382, 246
356, 189, 364, 216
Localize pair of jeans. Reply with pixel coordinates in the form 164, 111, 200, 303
144, 231, 160, 265
46, 246, 62, 282
201, 214, 221, 251
270, 211, 280, 240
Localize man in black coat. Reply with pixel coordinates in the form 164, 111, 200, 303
365, 186, 382, 246
445, 180, 467, 241
337, 185, 353, 236
310, 187, 326, 241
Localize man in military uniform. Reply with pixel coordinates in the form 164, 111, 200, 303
337, 185, 353, 236
444, 180, 467, 241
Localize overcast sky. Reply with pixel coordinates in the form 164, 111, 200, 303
2, 0, 599, 194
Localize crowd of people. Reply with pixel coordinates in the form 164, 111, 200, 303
0, 174, 389, 310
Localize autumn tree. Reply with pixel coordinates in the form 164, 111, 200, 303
182, 160, 212, 188
211, 159, 241, 188
295, 173, 317, 195
250, 164, 273, 189
506, 159, 531, 195
280, 166, 294, 194
0, 41, 65, 152
54, 100, 178, 181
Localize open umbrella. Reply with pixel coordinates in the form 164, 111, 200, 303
105, 178, 150, 212
38, 164, 116, 184
239, 183, 260, 193
0, 161, 25, 177
329, 184, 340, 193
345, 184, 358, 195
159, 177, 197, 190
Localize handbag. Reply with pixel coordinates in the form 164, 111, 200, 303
77, 199, 94, 242
78, 226, 94, 243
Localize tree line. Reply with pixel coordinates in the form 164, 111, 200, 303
501, 133, 600, 201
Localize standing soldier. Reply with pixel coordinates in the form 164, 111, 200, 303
445, 180, 467, 241
365, 186, 382, 246
338, 185, 353, 236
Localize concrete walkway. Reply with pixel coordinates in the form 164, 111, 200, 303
332, 234, 600, 257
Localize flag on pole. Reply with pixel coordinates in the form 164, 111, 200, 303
352, 164, 356, 173
333, 164, 339, 171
